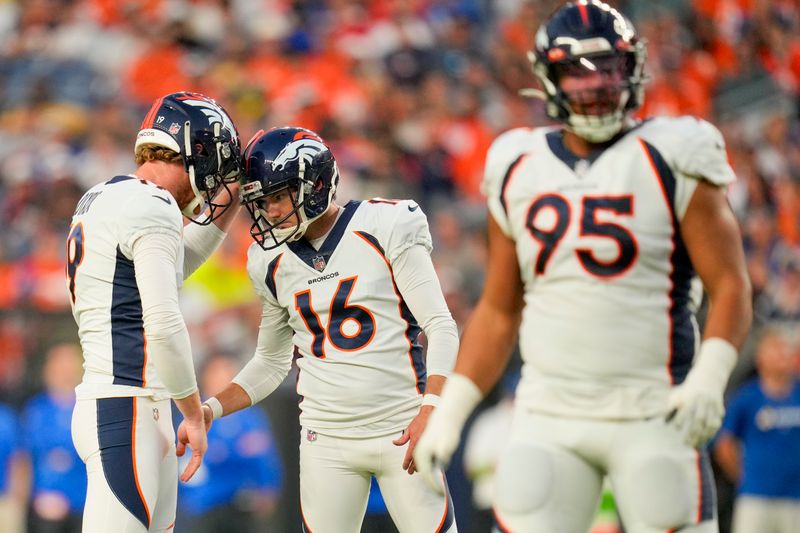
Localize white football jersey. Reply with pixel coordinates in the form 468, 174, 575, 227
247, 200, 433, 437
67, 175, 184, 400
482, 116, 736, 419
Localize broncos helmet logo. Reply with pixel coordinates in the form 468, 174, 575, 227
176, 93, 237, 136
271, 139, 327, 173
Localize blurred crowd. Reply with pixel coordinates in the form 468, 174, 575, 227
0, 0, 798, 532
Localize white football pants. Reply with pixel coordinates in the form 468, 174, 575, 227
492, 409, 718, 533
299, 427, 457, 532
72, 396, 177, 533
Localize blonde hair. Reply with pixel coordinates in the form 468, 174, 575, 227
135, 145, 182, 166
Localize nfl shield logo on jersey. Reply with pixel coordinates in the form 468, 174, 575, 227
168, 122, 181, 135
312, 255, 326, 272
307, 430, 317, 442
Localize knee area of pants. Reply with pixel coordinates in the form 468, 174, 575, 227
624, 456, 693, 529
493, 444, 553, 515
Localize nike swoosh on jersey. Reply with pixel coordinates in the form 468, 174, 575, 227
407, 204, 419, 212
152, 195, 172, 205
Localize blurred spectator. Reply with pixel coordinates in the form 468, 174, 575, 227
714, 326, 800, 533
176, 354, 282, 533
0, 401, 26, 533
20, 342, 85, 533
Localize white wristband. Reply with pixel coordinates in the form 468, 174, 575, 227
688, 337, 738, 390
437, 374, 483, 429
203, 396, 223, 420
421, 394, 440, 408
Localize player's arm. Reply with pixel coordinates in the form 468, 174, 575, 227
388, 243, 459, 472
414, 214, 524, 490
682, 181, 751, 347
131, 230, 206, 481
182, 180, 242, 278
668, 181, 752, 446
713, 431, 741, 484
452, 215, 525, 391
195, 298, 294, 422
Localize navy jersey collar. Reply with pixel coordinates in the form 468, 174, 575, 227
287, 200, 362, 272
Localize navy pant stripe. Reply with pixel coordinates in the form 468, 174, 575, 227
97, 397, 150, 528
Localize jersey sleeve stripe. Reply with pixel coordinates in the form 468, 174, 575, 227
265, 253, 283, 300
97, 397, 151, 529
353, 231, 426, 394
500, 154, 526, 216
111, 246, 147, 388
640, 140, 697, 385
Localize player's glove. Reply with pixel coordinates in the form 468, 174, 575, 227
413, 374, 482, 494
667, 338, 738, 448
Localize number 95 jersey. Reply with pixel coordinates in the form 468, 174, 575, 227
246, 199, 432, 438
483, 117, 736, 420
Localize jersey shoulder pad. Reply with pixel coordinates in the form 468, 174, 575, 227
361, 199, 432, 263
246, 241, 284, 301
117, 179, 182, 252
481, 127, 539, 197
638, 116, 735, 186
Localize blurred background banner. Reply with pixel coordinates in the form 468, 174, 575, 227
0, 1, 797, 532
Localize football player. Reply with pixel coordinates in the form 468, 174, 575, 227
414, 1, 752, 532
67, 92, 241, 532
180, 126, 459, 532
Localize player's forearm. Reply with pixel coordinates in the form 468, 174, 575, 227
702, 273, 752, 349
182, 221, 226, 278
174, 391, 204, 424
425, 374, 446, 397
231, 349, 292, 406
205, 382, 253, 419
713, 434, 741, 483
454, 299, 521, 394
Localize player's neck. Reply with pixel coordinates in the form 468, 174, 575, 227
135, 161, 189, 206
304, 203, 341, 241
562, 129, 612, 159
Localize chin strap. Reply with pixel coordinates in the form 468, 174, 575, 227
181, 119, 207, 219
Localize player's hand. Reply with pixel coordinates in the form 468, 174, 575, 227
392, 406, 434, 475
666, 338, 738, 448
412, 406, 461, 495
176, 410, 211, 482
666, 381, 724, 448
413, 375, 483, 494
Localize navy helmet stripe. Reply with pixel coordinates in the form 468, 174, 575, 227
97, 397, 150, 528
288, 200, 361, 271
642, 140, 696, 384
111, 247, 146, 387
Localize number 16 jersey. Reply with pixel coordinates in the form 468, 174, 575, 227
246, 199, 432, 438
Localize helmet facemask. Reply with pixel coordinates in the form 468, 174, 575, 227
182, 120, 241, 224
549, 54, 641, 142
